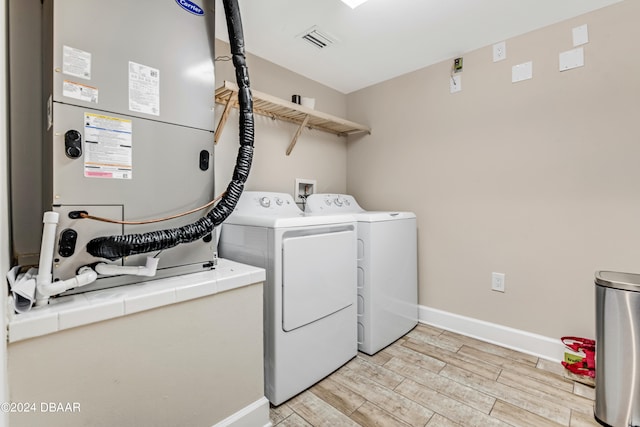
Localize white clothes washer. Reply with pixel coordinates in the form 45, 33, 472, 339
305, 194, 418, 355
218, 191, 357, 405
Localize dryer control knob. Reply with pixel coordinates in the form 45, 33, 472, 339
275, 197, 283, 206
324, 198, 332, 206
260, 197, 271, 208
344, 199, 351, 206
334, 197, 343, 207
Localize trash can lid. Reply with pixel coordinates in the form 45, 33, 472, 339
595, 271, 640, 292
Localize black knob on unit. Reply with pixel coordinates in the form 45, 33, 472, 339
64, 130, 82, 159
58, 228, 78, 257
199, 150, 210, 171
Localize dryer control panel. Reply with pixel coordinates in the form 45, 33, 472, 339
233, 192, 302, 216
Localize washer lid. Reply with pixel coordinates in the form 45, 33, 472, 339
595, 271, 640, 292
354, 211, 416, 222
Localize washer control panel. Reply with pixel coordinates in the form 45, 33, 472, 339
305, 194, 363, 214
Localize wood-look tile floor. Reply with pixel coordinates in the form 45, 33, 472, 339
269, 324, 599, 427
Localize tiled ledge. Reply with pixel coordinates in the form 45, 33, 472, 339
8, 258, 265, 343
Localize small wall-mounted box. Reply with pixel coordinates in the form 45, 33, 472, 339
295, 178, 316, 203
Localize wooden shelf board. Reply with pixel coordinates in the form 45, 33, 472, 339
214, 81, 371, 148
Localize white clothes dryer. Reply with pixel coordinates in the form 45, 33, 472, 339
305, 194, 418, 355
218, 192, 357, 405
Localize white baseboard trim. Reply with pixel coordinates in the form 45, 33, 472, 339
212, 396, 271, 427
418, 305, 565, 362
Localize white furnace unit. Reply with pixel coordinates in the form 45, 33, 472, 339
41, 0, 217, 292
306, 194, 418, 355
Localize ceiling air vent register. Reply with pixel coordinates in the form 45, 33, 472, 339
299, 26, 337, 49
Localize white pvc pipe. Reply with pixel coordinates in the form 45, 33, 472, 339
36, 267, 98, 299
34, 211, 59, 306
95, 257, 159, 277
32, 211, 160, 306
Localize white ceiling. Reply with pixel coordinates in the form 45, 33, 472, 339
215, 0, 623, 94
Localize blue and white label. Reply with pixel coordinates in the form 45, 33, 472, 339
176, 0, 204, 16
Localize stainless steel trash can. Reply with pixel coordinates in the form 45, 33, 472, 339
595, 271, 640, 427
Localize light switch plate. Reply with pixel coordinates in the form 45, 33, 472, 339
512, 61, 533, 83
573, 24, 589, 47
559, 47, 584, 71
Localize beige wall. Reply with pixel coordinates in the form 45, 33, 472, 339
214, 39, 349, 200
8, 283, 264, 427
346, 0, 640, 339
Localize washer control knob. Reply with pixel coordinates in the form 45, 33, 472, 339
334, 197, 343, 207
260, 197, 271, 208
324, 198, 332, 206
344, 199, 351, 206
275, 197, 283, 206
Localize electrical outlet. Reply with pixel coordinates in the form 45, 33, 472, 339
492, 272, 505, 292
493, 41, 506, 62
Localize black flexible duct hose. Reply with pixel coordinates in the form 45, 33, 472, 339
86, 0, 253, 261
